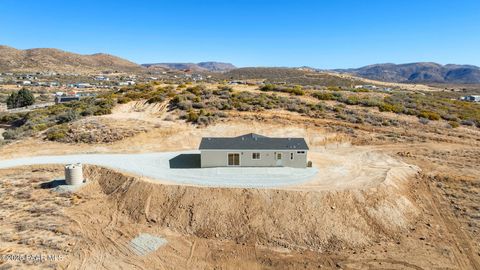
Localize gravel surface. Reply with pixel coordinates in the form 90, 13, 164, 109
0, 151, 318, 188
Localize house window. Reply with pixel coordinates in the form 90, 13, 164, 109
252, 153, 260, 160
290, 153, 294, 160
276, 153, 282, 160
228, 153, 240, 166
297, 151, 306, 154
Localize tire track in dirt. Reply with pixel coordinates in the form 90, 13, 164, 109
427, 181, 480, 270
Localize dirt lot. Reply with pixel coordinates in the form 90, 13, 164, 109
0, 101, 479, 269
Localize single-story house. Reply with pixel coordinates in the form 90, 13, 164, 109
199, 133, 309, 168
460, 95, 480, 102
55, 95, 80, 104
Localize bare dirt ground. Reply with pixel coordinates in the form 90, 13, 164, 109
0, 101, 479, 269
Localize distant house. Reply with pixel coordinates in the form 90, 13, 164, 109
55, 94, 80, 104
460, 95, 480, 102
75, 83, 92, 88
117, 81, 135, 86
355, 84, 378, 90
199, 133, 309, 168
94, 76, 110, 81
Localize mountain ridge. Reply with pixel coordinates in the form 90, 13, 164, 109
335, 62, 480, 84
0, 45, 143, 73
142, 62, 236, 72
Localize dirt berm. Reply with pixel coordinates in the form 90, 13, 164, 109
84, 164, 420, 252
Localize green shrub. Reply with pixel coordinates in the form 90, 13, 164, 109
147, 96, 165, 104
6, 88, 35, 109
260, 84, 275, 91
418, 111, 440, 120
45, 125, 68, 141
448, 121, 460, 128
117, 97, 132, 104
186, 110, 199, 122
312, 92, 335, 100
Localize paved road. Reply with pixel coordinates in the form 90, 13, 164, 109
0, 151, 318, 188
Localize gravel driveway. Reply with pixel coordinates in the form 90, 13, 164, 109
0, 151, 318, 188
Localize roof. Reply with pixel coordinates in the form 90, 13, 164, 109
199, 133, 309, 150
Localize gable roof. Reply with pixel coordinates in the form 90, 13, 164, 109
199, 133, 309, 150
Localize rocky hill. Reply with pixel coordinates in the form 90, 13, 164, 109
0, 45, 143, 74
220, 67, 365, 86
337, 62, 480, 84
142, 62, 236, 72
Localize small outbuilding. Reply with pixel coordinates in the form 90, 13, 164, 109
199, 133, 309, 168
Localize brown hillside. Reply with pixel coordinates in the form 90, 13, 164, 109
0, 45, 143, 74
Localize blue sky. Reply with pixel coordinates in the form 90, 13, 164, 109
1, 0, 479, 68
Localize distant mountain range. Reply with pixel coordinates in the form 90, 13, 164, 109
0, 45, 142, 73
1, 45, 479, 83
336, 62, 480, 84
142, 62, 236, 72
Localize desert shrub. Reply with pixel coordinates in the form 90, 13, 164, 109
378, 102, 404, 113
192, 102, 205, 109
418, 111, 440, 121
1, 96, 114, 140
460, 119, 475, 126
260, 84, 305, 96
186, 85, 207, 96
45, 125, 68, 141
56, 109, 79, 124
217, 85, 233, 91
186, 110, 199, 122
312, 92, 334, 100
197, 115, 216, 125
327, 86, 342, 91
2, 129, 22, 140
147, 96, 165, 104
177, 101, 193, 110
215, 111, 228, 118
419, 118, 430, 125
441, 114, 458, 121
0, 112, 24, 125
260, 84, 275, 92
351, 88, 370, 92
448, 121, 460, 128
117, 96, 132, 104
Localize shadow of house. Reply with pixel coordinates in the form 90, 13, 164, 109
39, 179, 66, 189
169, 154, 201, 169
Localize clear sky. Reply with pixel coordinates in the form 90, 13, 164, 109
1, 0, 479, 68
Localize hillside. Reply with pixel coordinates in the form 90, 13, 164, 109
0, 45, 143, 74
337, 62, 480, 84
142, 62, 236, 72
220, 67, 366, 86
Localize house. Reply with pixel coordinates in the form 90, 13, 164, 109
55, 94, 80, 104
94, 76, 109, 81
75, 83, 92, 88
199, 133, 309, 168
460, 95, 480, 102
117, 81, 135, 86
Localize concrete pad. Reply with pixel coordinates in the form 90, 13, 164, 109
129, 233, 167, 256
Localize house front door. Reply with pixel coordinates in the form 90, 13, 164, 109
276, 153, 282, 166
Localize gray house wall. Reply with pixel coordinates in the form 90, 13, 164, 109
200, 150, 307, 168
